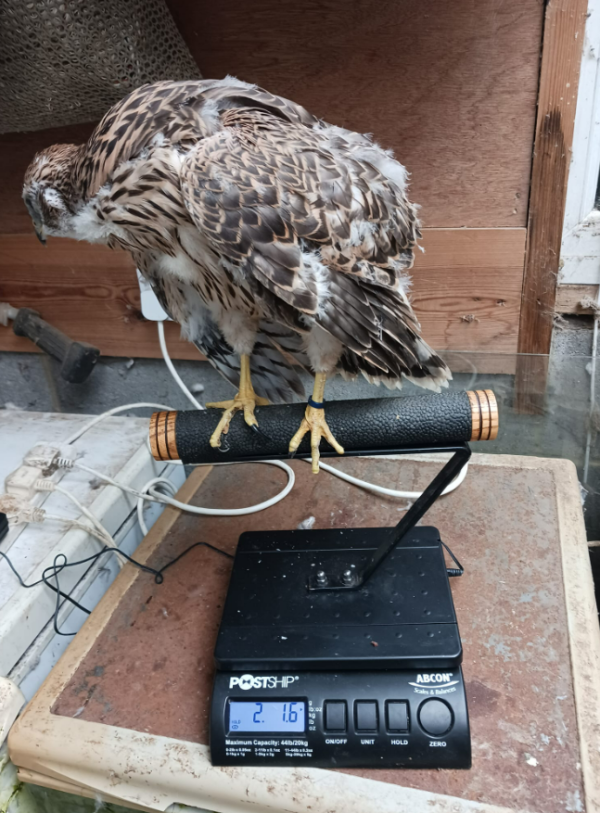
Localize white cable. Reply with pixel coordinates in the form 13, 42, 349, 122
308, 458, 469, 499
157, 320, 204, 410
65, 402, 177, 445
52, 486, 116, 547
71, 458, 295, 517
44, 514, 118, 547
136, 477, 177, 535
35, 481, 122, 563
74, 461, 163, 503
145, 459, 295, 516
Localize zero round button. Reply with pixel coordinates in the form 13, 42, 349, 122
418, 699, 454, 737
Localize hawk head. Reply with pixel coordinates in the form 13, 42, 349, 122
23, 144, 82, 244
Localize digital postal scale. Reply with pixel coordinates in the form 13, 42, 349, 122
209, 441, 473, 769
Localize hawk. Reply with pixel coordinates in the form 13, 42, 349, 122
23, 78, 450, 472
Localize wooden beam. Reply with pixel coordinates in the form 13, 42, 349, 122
515, 0, 588, 414
0, 229, 525, 363
555, 284, 599, 314
518, 0, 588, 356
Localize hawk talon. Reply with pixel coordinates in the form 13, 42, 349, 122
206, 354, 269, 448
288, 404, 344, 474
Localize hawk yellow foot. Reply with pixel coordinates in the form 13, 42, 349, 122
289, 404, 344, 474
206, 354, 268, 448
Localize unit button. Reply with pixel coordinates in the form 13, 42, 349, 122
418, 699, 453, 737
386, 701, 409, 733
355, 701, 378, 731
324, 701, 347, 732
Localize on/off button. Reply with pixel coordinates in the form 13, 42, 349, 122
324, 701, 347, 732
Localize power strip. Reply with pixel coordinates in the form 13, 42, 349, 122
0, 410, 185, 701
1, 445, 75, 551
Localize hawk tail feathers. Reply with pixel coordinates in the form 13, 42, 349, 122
193, 328, 306, 405
337, 340, 452, 393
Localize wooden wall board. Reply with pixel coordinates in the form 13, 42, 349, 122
0, 229, 525, 360
555, 284, 600, 314
515, 0, 589, 413
409, 228, 525, 352
166, 0, 544, 229
517, 0, 588, 357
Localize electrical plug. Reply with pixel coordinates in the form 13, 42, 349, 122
23, 444, 74, 474
5, 445, 73, 501
34, 479, 57, 493
0, 494, 45, 525
5, 464, 45, 501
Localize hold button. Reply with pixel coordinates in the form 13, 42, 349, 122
386, 701, 409, 732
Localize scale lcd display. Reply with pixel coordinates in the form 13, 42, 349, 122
229, 701, 306, 733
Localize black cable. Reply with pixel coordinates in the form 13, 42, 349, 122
0, 540, 233, 637
151, 541, 233, 581
442, 541, 464, 577
0, 550, 91, 615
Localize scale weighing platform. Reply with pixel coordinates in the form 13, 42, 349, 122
210, 525, 471, 769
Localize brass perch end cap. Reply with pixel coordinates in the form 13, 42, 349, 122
467, 390, 499, 441
149, 411, 179, 461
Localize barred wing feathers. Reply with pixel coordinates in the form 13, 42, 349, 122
180, 109, 450, 389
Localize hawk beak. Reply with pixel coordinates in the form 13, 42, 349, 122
33, 221, 46, 245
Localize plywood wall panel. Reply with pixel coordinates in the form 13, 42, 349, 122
0, 230, 525, 360
166, 0, 544, 229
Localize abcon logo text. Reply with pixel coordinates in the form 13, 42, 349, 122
409, 673, 459, 688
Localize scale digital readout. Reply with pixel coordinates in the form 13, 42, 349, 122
228, 701, 306, 733
210, 525, 472, 769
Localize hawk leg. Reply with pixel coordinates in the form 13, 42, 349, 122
288, 372, 344, 474
206, 354, 269, 448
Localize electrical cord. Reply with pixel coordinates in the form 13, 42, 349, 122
35, 479, 121, 559
141, 459, 296, 516
310, 457, 469, 499
64, 458, 296, 518
442, 541, 464, 577
65, 402, 177, 445
157, 320, 205, 410
0, 540, 232, 637
136, 477, 177, 536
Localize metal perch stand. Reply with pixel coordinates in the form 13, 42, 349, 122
148, 389, 498, 590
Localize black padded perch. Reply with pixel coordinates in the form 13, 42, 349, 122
149, 389, 498, 465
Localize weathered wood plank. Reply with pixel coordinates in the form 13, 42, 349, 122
555, 284, 599, 314
518, 0, 588, 356
0, 229, 525, 359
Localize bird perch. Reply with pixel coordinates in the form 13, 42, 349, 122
149, 390, 498, 465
